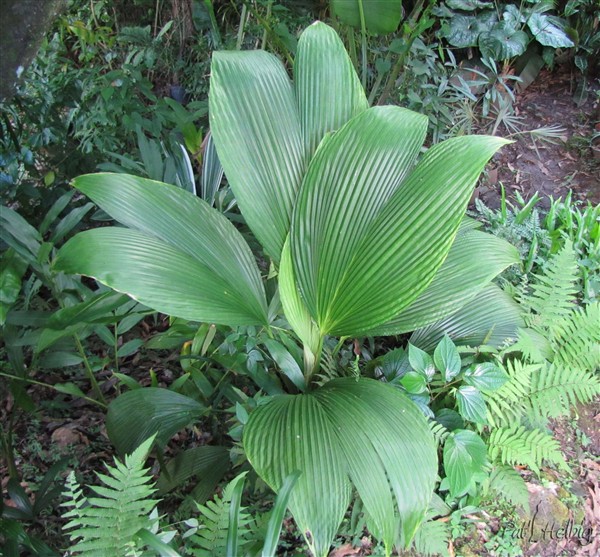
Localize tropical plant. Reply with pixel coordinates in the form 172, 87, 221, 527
61, 435, 179, 556
55, 21, 521, 556
435, 0, 575, 64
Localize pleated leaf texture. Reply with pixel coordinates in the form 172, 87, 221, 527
210, 21, 513, 340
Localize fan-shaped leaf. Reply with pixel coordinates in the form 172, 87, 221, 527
106, 388, 206, 455
362, 229, 519, 335
244, 378, 437, 556
295, 21, 368, 158
410, 283, 523, 351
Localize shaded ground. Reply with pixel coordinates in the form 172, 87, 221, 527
478, 68, 600, 209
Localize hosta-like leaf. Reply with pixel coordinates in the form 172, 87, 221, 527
55, 174, 268, 327
478, 25, 529, 60
456, 385, 488, 424
293, 116, 508, 336
433, 335, 461, 382
527, 14, 574, 48
331, 0, 403, 35
295, 21, 368, 158
464, 363, 509, 392
410, 283, 523, 351
244, 378, 437, 556
366, 229, 519, 335
443, 429, 488, 497
106, 388, 206, 455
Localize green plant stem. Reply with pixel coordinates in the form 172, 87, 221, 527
0, 372, 107, 408
347, 26, 358, 72
358, 0, 368, 91
74, 335, 107, 405
261, 0, 272, 50
236, 3, 247, 50
113, 323, 120, 374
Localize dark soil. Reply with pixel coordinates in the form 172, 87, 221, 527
478, 68, 600, 209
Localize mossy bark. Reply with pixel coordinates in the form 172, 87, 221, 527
0, 0, 66, 100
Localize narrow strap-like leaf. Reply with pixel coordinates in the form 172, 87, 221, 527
226, 473, 247, 557
261, 471, 301, 557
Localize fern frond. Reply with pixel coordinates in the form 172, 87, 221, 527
521, 241, 579, 330
188, 477, 253, 557
62, 436, 159, 556
488, 465, 530, 513
429, 421, 450, 447
528, 363, 600, 422
488, 425, 566, 476
485, 360, 537, 428
412, 519, 450, 557
552, 302, 600, 372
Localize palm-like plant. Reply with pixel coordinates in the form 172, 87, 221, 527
56, 22, 519, 556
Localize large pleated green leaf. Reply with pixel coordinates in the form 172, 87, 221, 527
56, 228, 266, 326
209, 50, 304, 262
55, 173, 268, 326
291, 109, 508, 336
209, 22, 368, 263
363, 229, 520, 335
244, 378, 437, 556
295, 21, 368, 158
279, 238, 321, 369
331, 0, 403, 35
410, 283, 524, 351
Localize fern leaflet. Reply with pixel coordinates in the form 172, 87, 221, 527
488, 465, 530, 513
61, 436, 159, 556
488, 425, 566, 475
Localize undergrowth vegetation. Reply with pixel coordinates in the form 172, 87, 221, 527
1, 1, 599, 556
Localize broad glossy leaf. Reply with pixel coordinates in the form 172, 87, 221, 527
464, 363, 509, 392
434, 335, 462, 382
408, 343, 435, 380
443, 430, 488, 497
479, 25, 529, 60
527, 14, 574, 48
365, 229, 519, 335
244, 378, 437, 555
331, 0, 403, 35
410, 283, 523, 351
293, 115, 508, 336
401, 371, 428, 394
456, 385, 487, 424
209, 50, 304, 262
106, 388, 206, 455
295, 22, 368, 158
444, 14, 488, 48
